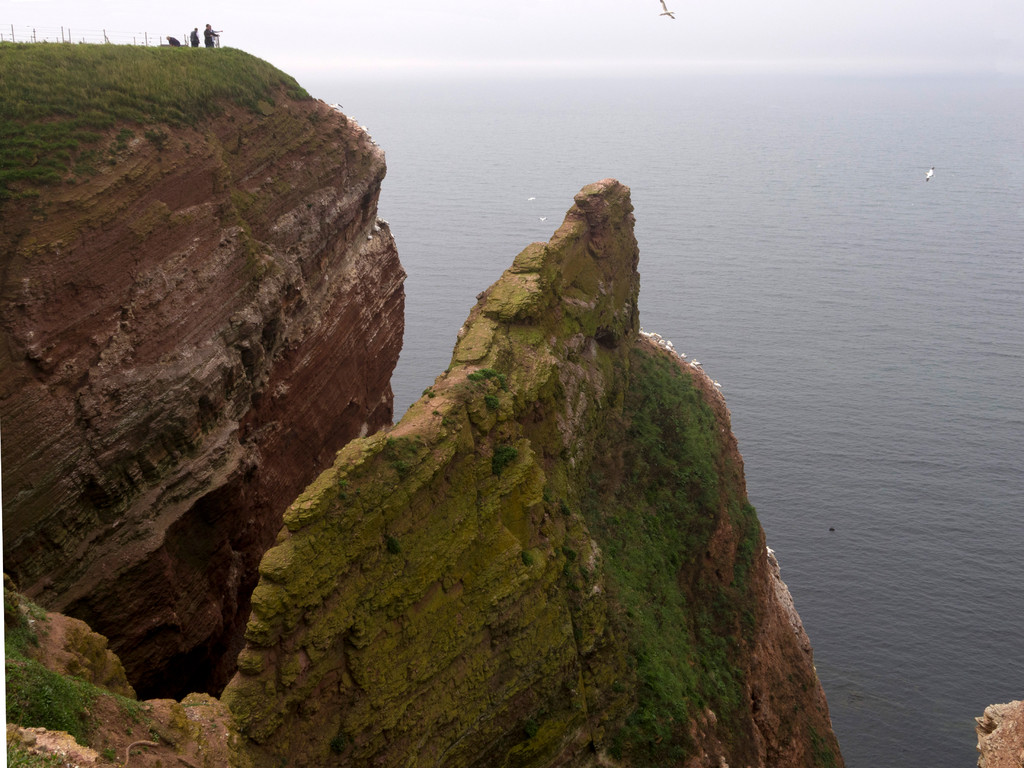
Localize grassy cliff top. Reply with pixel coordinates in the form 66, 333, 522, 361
0, 43, 310, 197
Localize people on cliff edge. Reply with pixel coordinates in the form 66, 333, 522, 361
166, 36, 182, 46
203, 24, 220, 48
190, 27, 200, 47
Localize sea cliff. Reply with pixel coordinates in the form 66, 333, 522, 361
3, 44, 842, 768
224, 179, 842, 767
0, 44, 405, 698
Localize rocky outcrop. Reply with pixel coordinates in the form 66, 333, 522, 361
0, 49, 404, 699
23, 609, 136, 699
976, 701, 1024, 768
223, 179, 842, 768
5, 578, 235, 768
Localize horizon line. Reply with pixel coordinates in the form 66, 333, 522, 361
279, 55, 1024, 80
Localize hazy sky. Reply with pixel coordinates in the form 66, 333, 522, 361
5, 0, 1023, 81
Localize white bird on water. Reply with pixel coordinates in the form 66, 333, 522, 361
925, 167, 935, 182
659, 0, 676, 18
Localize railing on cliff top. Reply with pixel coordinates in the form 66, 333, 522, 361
2, 24, 221, 47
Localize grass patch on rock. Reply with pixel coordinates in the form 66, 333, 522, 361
0, 43, 309, 198
3, 582, 148, 750
586, 346, 761, 762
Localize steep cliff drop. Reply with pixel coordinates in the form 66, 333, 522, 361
0, 46, 405, 699
224, 179, 843, 767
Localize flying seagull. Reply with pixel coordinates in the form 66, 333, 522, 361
659, 0, 676, 18
925, 166, 934, 182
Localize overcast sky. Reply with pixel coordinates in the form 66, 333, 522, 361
5, 0, 1023, 81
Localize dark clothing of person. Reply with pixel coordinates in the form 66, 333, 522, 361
204, 27, 218, 47
190, 30, 200, 47
167, 36, 181, 47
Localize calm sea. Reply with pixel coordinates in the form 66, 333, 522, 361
306, 72, 1024, 768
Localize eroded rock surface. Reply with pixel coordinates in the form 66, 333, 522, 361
223, 179, 843, 768
977, 701, 1024, 768
1, 63, 404, 698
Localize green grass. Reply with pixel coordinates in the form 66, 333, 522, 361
0, 43, 309, 198
586, 347, 762, 762
811, 726, 840, 768
4, 586, 148, 749
7, 743, 67, 768
467, 367, 509, 390
5, 657, 97, 743
491, 444, 519, 475
4, 589, 95, 741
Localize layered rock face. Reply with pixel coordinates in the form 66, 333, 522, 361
1, 62, 404, 698
976, 701, 1024, 768
224, 180, 842, 767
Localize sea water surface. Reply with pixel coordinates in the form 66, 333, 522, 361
306, 72, 1024, 768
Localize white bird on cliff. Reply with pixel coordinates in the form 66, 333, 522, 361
925, 166, 935, 181
659, 0, 676, 18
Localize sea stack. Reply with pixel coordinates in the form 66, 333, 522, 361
223, 179, 843, 768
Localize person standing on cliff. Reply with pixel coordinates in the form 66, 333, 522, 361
190, 27, 200, 47
203, 24, 220, 48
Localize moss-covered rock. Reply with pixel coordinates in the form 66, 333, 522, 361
223, 179, 843, 768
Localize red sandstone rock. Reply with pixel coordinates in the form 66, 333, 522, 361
977, 701, 1024, 768
1, 93, 404, 698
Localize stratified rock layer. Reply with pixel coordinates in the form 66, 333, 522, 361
1, 57, 405, 698
224, 179, 843, 768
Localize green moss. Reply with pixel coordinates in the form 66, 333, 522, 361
484, 272, 546, 322
329, 732, 348, 754
452, 316, 498, 364
510, 242, 547, 273
222, 180, 816, 768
